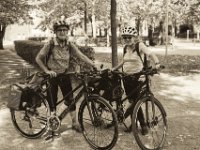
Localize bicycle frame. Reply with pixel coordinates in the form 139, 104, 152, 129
90, 69, 157, 124
43, 74, 97, 124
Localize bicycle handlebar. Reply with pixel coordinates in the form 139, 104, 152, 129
36, 64, 165, 82
36, 68, 111, 81
111, 65, 165, 77
140, 65, 165, 76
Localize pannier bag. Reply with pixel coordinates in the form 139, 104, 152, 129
7, 83, 29, 110
91, 72, 124, 102
7, 72, 44, 110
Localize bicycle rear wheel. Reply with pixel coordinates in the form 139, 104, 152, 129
79, 95, 118, 150
132, 96, 167, 150
10, 98, 50, 139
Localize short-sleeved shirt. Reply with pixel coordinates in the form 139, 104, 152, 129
123, 42, 151, 74
40, 38, 76, 73
40, 38, 73, 73
48, 38, 72, 73
39, 37, 92, 74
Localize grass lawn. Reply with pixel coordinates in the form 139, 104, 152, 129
95, 52, 200, 76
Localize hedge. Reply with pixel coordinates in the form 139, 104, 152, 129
28, 37, 48, 42
14, 40, 44, 65
14, 40, 95, 71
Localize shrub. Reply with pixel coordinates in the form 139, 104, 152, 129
14, 40, 44, 65
179, 24, 194, 34
28, 37, 48, 42
177, 32, 197, 39
14, 40, 95, 71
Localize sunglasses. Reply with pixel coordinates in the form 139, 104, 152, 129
57, 29, 68, 32
123, 36, 132, 40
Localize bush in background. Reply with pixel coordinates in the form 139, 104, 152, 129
28, 37, 48, 42
14, 40, 44, 66
14, 40, 95, 71
95, 52, 200, 76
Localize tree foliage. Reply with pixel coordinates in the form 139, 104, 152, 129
0, 0, 33, 49
0, 0, 32, 24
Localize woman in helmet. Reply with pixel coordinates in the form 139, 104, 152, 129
113, 26, 160, 72
112, 27, 160, 133
36, 20, 96, 133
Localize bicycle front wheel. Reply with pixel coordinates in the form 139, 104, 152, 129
10, 98, 50, 139
79, 94, 118, 150
132, 96, 167, 150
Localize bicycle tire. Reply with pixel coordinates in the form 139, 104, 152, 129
10, 98, 50, 139
132, 96, 167, 150
78, 94, 118, 150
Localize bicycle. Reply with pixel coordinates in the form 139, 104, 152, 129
10, 70, 118, 150
90, 66, 168, 150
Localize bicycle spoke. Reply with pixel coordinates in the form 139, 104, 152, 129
132, 97, 167, 150
79, 96, 118, 149
10, 98, 50, 139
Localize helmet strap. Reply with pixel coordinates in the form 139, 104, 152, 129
56, 37, 68, 47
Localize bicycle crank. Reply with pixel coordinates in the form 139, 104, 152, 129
47, 115, 61, 131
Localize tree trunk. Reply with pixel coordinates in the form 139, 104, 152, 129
84, 2, 87, 33
92, 0, 96, 38
159, 21, 164, 45
136, 16, 141, 35
111, 0, 118, 67
0, 24, 6, 50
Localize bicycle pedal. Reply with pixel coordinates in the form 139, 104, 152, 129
44, 132, 61, 142
44, 134, 54, 142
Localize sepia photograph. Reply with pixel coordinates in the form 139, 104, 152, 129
0, 0, 200, 149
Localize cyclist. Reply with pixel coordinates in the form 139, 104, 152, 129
36, 19, 96, 133
112, 26, 160, 134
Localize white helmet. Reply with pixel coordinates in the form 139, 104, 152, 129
121, 27, 138, 36
53, 20, 69, 31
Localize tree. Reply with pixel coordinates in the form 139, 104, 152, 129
0, 0, 33, 49
111, 0, 118, 67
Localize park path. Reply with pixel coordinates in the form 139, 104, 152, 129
0, 40, 200, 150
0, 49, 142, 150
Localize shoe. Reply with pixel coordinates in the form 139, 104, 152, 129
44, 131, 61, 141
105, 122, 114, 129
72, 124, 82, 133
141, 125, 149, 135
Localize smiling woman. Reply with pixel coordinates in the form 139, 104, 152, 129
35, 18, 96, 134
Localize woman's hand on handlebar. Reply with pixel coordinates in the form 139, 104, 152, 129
92, 66, 98, 72
156, 64, 165, 70
45, 70, 57, 78
155, 63, 161, 70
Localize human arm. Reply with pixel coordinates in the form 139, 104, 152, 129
139, 42, 160, 68
35, 42, 57, 77
112, 61, 124, 71
70, 42, 96, 68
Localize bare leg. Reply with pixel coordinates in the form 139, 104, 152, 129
70, 110, 76, 125
70, 110, 82, 133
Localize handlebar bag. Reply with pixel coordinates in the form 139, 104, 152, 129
93, 73, 123, 101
